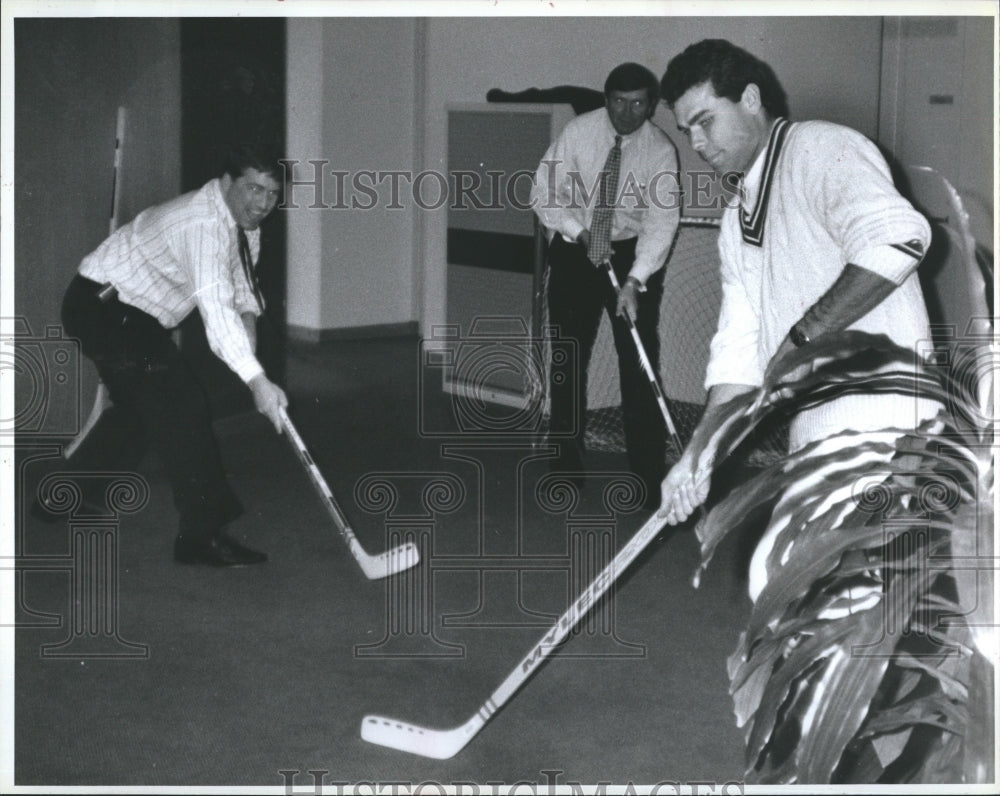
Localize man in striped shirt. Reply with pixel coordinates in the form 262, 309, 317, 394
51, 141, 287, 567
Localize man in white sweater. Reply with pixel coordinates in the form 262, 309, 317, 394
656, 39, 939, 598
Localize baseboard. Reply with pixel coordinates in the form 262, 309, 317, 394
286, 320, 419, 343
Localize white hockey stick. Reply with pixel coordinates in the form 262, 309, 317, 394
64, 382, 111, 460
361, 510, 667, 758
602, 261, 684, 453
279, 407, 419, 580
65, 107, 127, 461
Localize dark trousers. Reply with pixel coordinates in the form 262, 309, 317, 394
546, 235, 668, 487
61, 275, 242, 539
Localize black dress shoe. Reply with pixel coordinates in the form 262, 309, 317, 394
174, 532, 268, 567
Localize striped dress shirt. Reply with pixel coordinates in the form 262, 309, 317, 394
79, 178, 265, 384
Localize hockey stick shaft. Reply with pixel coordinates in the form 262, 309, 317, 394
361, 510, 668, 758
279, 407, 420, 579
603, 262, 684, 452
65, 107, 127, 461
279, 407, 354, 532
493, 510, 665, 697
280, 409, 420, 580
108, 106, 126, 235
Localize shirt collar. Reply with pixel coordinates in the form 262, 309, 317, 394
208, 177, 237, 225
208, 176, 260, 242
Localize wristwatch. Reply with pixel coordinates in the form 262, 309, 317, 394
625, 276, 646, 293
789, 323, 811, 348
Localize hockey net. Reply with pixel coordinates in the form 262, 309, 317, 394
539, 217, 725, 460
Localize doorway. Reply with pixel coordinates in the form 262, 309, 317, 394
179, 17, 287, 420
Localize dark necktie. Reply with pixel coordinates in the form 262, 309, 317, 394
237, 226, 265, 312
588, 134, 622, 265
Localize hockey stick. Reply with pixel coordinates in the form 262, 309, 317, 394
64, 382, 111, 460
602, 261, 684, 454
361, 509, 667, 758
65, 107, 127, 461
279, 407, 420, 580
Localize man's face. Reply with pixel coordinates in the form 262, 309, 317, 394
223, 167, 282, 230
672, 81, 767, 176
605, 88, 655, 136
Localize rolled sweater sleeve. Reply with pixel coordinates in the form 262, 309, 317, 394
809, 125, 930, 284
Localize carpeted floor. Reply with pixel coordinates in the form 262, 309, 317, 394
14, 335, 756, 789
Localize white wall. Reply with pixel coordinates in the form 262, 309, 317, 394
284, 15, 994, 338
285, 17, 419, 338
880, 16, 995, 247
418, 16, 885, 336
286, 20, 326, 332
15, 18, 182, 433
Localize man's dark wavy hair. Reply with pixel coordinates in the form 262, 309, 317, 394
660, 39, 789, 119
222, 140, 286, 182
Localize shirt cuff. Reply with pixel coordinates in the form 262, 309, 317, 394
234, 358, 265, 385
624, 273, 647, 292
627, 260, 659, 286
852, 242, 924, 285
236, 303, 263, 317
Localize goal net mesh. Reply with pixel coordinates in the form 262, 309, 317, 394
539, 218, 725, 461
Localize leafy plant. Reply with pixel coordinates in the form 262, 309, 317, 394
689, 330, 995, 784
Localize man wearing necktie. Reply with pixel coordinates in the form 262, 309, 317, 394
49, 141, 287, 567
531, 63, 681, 510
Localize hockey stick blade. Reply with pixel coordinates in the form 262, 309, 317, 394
352, 537, 421, 580
361, 511, 667, 757
280, 408, 420, 579
361, 715, 485, 760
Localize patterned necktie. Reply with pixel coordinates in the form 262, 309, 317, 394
588, 134, 622, 265
237, 226, 265, 312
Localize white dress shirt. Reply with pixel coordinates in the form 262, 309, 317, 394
79, 178, 264, 384
530, 108, 681, 285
